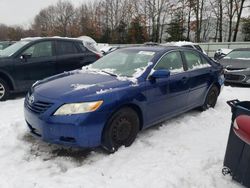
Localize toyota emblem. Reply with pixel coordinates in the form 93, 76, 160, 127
28, 95, 35, 104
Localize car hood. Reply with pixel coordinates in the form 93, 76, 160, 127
219, 58, 250, 69
34, 70, 133, 101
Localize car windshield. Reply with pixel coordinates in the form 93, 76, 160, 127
224, 50, 250, 60
90, 49, 156, 77
0, 40, 29, 57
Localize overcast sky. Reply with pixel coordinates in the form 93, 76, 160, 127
0, 0, 89, 26
0, 0, 249, 27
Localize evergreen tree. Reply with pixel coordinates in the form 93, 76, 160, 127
165, 12, 186, 42
128, 16, 148, 44
242, 17, 250, 41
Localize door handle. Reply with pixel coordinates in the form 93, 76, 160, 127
181, 77, 188, 83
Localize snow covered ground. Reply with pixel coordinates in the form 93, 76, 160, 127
0, 86, 249, 188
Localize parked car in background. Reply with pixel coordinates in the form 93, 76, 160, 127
0, 41, 15, 51
0, 37, 101, 100
214, 48, 232, 60
24, 46, 224, 152
219, 48, 250, 85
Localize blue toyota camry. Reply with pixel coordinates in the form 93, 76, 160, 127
24, 46, 224, 152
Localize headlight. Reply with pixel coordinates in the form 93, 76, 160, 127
54, 101, 103, 115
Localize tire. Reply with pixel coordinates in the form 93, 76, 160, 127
200, 85, 219, 111
102, 107, 140, 153
0, 79, 10, 101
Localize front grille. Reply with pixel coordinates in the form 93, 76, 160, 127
25, 99, 53, 114
225, 74, 245, 81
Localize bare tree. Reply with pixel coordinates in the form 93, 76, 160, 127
0, 24, 9, 40
233, 0, 246, 41
54, 0, 75, 36
33, 6, 57, 36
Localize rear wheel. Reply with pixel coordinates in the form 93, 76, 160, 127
0, 79, 10, 101
200, 85, 219, 111
102, 107, 140, 153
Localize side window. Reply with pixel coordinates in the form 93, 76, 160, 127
155, 51, 184, 73
22, 41, 53, 58
56, 41, 79, 55
201, 56, 211, 67
184, 51, 210, 70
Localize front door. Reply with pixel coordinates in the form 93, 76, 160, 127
13, 40, 56, 89
145, 51, 189, 127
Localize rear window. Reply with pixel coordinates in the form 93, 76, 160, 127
56, 41, 79, 55
184, 51, 210, 70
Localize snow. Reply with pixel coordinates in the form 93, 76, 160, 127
71, 84, 96, 90
191, 63, 211, 70
235, 58, 250, 60
96, 88, 113, 94
217, 49, 232, 55
0, 86, 249, 188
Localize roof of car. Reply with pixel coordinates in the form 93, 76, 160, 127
21, 37, 82, 42
120, 45, 179, 52
162, 41, 198, 47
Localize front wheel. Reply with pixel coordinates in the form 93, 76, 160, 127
200, 85, 219, 111
102, 107, 140, 153
0, 79, 10, 101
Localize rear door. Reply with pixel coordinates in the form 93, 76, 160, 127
13, 40, 56, 88
182, 50, 213, 108
55, 40, 86, 73
145, 51, 189, 126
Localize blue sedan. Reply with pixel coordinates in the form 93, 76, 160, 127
24, 46, 224, 152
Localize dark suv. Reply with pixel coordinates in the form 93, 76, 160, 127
0, 37, 101, 100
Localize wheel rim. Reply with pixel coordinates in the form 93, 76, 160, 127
111, 117, 132, 145
0, 83, 5, 99
207, 89, 217, 107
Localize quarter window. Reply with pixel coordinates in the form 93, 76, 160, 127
155, 51, 184, 73
22, 41, 53, 58
56, 41, 79, 55
184, 51, 210, 70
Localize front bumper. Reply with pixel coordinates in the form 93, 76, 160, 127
224, 71, 250, 85
24, 94, 108, 148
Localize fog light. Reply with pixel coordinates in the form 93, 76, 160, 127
247, 79, 250, 83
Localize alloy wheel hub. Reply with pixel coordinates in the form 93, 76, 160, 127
0, 83, 5, 99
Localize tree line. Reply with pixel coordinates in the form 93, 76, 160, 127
0, 0, 249, 43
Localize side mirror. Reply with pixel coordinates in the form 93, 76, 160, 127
150, 69, 170, 79
20, 54, 32, 61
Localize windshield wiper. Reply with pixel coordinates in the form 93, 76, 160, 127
101, 70, 117, 77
